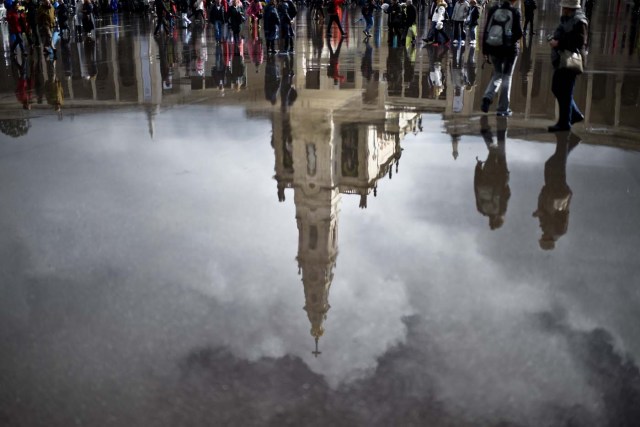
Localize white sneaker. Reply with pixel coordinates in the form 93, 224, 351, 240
469, 40, 476, 46
461, 41, 465, 46
452, 40, 459, 44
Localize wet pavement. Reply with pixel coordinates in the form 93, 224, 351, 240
1, 1, 640, 426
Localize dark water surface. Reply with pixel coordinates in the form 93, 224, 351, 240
1, 2, 640, 426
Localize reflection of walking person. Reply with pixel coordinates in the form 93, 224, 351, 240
533, 132, 581, 250
547, 0, 588, 132
44, 60, 63, 113
328, 38, 345, 85
474, 116, 510, 230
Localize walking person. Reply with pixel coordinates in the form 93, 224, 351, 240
361, 0, 378, 38
404, 0, 418, 46
480, 0, 522, 116
25, 0, 40, 47
423, 0, 448, 45
7, 2, 28, 57
451, 0, 469, 45
263, 0, 280, 54
191, 0, 205, 23
385, 0, 404, 46
246, 0, 263, 36
547, 0, 588, 132
208, 0, 226, 43
277, 0, 294, 53
326, 0, 346, 38
37, 0, 56, 57
523, 0, 537, 36
228, 0, 246, 43
465, 0, 479, 46
82, 0, 97, 39
154, 0, 171, 36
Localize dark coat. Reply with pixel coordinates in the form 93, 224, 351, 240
263, 4, 280, 41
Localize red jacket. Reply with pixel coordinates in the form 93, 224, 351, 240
7, 8, 26, 34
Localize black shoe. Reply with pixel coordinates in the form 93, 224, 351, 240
548, 124, 571, 132
570, 112, 584, 124
481, 97, 491, 113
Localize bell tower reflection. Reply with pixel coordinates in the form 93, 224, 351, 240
272, 108, 420, 356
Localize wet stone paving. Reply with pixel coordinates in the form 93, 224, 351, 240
1, 0, 640, 426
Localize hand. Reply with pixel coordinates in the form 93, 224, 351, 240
549, 39, 559, 48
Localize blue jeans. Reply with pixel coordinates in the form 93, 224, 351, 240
364, 15, 373, 33
483, 54, 518, 113
213, 20, 223, 41
468, 24, 477, 42
552, 68, 582, 127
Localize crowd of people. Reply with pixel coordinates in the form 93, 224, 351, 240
2, 0, 590, 132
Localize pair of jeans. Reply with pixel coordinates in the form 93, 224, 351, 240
364, 15, 373, 33
10, 33, 26, 55
483, 54, 518, 113
551, 68, 581, 128
212, 20, 224, 41
468, 24, 476, 42
452, 20, 465, 41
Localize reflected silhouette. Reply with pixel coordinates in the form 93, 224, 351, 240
426, 44, 448, 99
474, 116, 510, 230
279, 55, 297, 111
533, 132, 581, 250
264, 55, 281, 105
327, 38, 345, 86
45, 60, 64, 114
271, 109, 420, 354
11, 56, 33, 110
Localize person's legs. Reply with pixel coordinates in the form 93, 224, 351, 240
483, 55, 504, 103
453, 21, 460, 41
496, 54, 517, 113
215, 20, 222, 41
328, 14, 344, 35
468, 24, 476, 42
17, 33, 26, 54
551, 68, 575, 129
364, 15, 373, 34
10, 34, 18, 55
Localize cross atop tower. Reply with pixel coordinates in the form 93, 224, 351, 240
312, 337, 322, 358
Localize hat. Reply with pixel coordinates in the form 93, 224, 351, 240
437, 0, 447, 6
560, 0, 581, 8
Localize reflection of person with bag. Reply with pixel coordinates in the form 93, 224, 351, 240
547, 0, 588, 132
533, 132, 580, 250
474, 116, 510, 230
44, 60, 64, 113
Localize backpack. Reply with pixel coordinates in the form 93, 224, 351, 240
485, 8, 513, 47
286, 0, 297, 18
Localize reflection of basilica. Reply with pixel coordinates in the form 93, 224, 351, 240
271, 107, 420, 355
